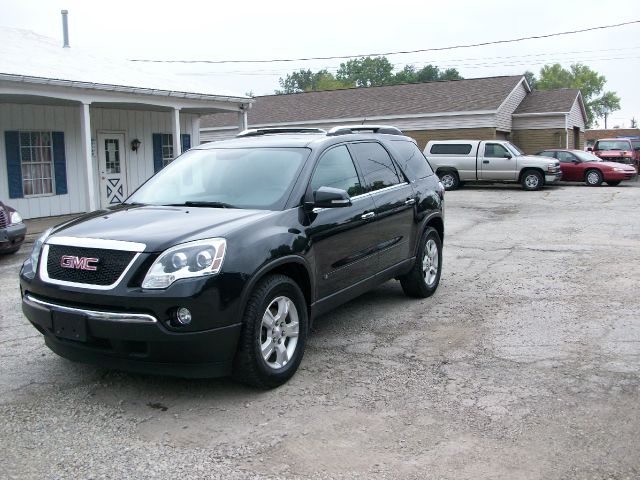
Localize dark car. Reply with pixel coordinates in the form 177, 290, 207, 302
1, 200, 27, 254
537, 149, 637, 186
20, 126, 445, 388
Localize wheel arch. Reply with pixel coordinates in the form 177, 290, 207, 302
518, 167, 545, 183
239, 256, 313, 321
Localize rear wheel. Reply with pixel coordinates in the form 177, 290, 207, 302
399, 227, 442, 298
233, 274, 308, 389
606, 180, 621, 186
585, 169, 603, 186
521, 170, 543, 191
438, 171, 459, 191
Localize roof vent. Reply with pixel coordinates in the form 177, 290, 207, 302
61, 10, 70, 48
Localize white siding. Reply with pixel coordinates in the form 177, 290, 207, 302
0, 103, 87, 219
567, 98, 585, 130
0, 103, 200, 219
512, 114, 567, 130
90, 108, 199, 195
201, 113, 498, 143
496, 82, 528, 132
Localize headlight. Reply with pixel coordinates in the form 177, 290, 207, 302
547, 163, 558, 172
613, 167, 625, 172
9, 211, 23, 225
22, 227, 53, 279
142, 238, 227, 289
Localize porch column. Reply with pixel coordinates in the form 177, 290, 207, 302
238, 108, 248, 131
172, 107, 181, 158
79, 102, 97, 211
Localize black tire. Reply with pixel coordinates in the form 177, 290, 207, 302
438, 171, 459, 191
606, 180, 621, 186
585, 169, 603, 186
521, 170, 543, 191
233, 274, 308, 389
399, 227, 442, 298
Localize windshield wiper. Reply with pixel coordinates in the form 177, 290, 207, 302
167, 201, 237, 209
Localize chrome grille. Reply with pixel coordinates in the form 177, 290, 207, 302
46, 245, 136, 286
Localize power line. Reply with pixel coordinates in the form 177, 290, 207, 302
130, 20, 640, 64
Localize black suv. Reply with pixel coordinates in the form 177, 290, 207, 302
20, 125, 444, 388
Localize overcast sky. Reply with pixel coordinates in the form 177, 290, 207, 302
2, 0, 639, 128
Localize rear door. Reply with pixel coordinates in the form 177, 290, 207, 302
479, 142, 517, 180
349, 141, 415, 272
304, 144, 379, 300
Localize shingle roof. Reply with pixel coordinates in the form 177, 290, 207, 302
201, 75, 524, 128
513, 89, 580, 114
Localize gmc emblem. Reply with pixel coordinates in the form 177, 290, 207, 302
60, 255, 99, 271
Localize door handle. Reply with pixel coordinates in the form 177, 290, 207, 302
483, 160, 490, 164
405, 198, 416, 205
361, 212, 375, 220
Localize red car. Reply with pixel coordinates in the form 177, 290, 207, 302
589, 138, 638, 167
537, 149, 637, 186
0, 200, 27, 254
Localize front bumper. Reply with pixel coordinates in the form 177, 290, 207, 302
545, 172, 562, 183
22, 292, 241, 378
0, 222, 26, 251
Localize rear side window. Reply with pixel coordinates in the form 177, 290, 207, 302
311, 145, 364, 197
429, 143, 473, 155
349, 142, 402, 192
390, 140, 434, 180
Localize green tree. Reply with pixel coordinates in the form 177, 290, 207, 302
591, 91, 621, 129
439, 68, 463, 81
523, 70, 537, 90
392, 65, 418, 84
336, 56, 394, 87
536, 63, 620, 127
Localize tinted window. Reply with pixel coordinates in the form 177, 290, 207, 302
349, 142, 401, 192
390, 140, 434, 180
128, 147, 309, 210
429, 143, 473, 155
311, 145, 364, 197
556, 151, 576, 163
538, 151, 556, 158
484, 143, 510, 158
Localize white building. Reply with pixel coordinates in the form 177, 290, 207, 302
0, 27, 252, 219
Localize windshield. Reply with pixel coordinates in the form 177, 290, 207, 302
505, 142, 525, 156
128, 147, 310, 210
574, 151, 602, 162
594, 140, 632, 151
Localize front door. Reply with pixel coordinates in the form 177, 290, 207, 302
479, 142, 517, 181
98, 133, 127, 208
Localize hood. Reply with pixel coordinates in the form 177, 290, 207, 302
522, 155, 559, 165
596, 161, 637, 171
47, 205, 275, 252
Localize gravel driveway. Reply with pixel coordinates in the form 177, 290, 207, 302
1, 183, 639, 479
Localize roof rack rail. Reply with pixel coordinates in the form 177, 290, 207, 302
327, 125, 404, 136
237, 127, 327, 137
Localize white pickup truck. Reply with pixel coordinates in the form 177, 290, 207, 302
424, 140, 561, 191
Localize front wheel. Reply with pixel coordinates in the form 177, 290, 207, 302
399, 227, 442, 298
438, 171, 459, 191
233, 274, 308, 389
521, 170, 543, 191
606, 180, 621, 186
585, 169, 603, 186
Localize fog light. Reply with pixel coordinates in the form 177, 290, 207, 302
175, 307, 192, 325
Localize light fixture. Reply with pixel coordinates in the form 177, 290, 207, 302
131, 138, 141, 152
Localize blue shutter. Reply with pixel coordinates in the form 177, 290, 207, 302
181, 134, 191, 153
4, 131, 23, 198
152, 133, 163, 173
52, 131, 68, 195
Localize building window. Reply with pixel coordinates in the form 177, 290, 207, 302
162, 134, 174, 167
20, 131, 54, 196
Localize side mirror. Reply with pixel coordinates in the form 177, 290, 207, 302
587, 147, 593, 152
306, 186, 352, 209
503, 153, 512, 159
